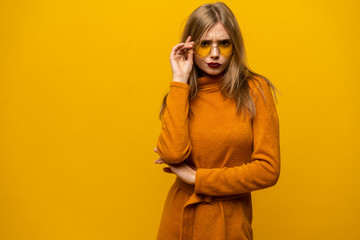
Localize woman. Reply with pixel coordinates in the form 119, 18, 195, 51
153, 2, 281, 240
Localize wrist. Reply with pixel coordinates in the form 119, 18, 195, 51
172, 77, 189, 84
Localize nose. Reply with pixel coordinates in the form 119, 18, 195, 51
209, 46, 220, 59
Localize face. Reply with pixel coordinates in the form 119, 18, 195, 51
194, 22, 233, 77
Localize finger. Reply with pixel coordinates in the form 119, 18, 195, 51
154, 147, 157, 152
187, 48, 194, 60
155, 158, 165, 164
178, 43, 194, 59
172, 41, 193, 56
177, 44, 193, 56
184, 43, 194, 50
184, 36, 194, 49
171, 43, 185, 57
163, 167, 174, 174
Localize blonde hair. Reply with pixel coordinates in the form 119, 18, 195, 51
159, 2, 281, 120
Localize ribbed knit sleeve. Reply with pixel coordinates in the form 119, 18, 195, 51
194, 78, 280, 196
156, 81, 193, 164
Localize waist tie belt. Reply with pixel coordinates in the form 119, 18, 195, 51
174, 176, 250, 204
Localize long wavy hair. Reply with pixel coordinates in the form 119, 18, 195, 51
159, 2, 281, 120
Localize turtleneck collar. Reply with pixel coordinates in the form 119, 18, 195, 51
197, 73, 224, 93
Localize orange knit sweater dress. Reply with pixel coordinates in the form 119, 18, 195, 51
156, 74, 280, 240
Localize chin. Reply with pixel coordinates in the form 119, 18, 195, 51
202, 67, 225, 76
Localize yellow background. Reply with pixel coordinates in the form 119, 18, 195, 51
0, 0, 359, 239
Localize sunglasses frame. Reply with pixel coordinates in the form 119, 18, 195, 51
194, 39, 234, 57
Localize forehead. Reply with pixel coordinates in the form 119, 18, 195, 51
201, 22, 230, 40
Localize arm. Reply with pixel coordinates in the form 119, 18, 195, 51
156, 81, 193, 164
194, 77, 280, 196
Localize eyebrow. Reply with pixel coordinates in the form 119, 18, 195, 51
200, 39, 231, 41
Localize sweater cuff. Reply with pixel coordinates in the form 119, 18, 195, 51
170, 81, 190, 90
194, 168, 205, 194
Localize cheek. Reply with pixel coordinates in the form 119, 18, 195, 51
194, 55, 202, 65
194, 55, 206, 69
222, 56, 232, 68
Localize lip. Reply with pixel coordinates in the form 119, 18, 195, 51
207, 62, 222, 68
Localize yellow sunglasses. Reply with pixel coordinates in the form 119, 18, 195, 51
194, 39, 233, 57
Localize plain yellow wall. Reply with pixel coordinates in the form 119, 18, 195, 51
0, 0, 359, 239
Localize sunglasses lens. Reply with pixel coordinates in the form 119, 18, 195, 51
195, 43, 211, 57
219, 41, 233, 56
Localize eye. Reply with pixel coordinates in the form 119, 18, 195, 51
220, 40, 231, 46
200, 40, 210, 47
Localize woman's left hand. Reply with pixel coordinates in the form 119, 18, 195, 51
154, 148, 196, 185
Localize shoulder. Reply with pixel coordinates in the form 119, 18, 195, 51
247, 76, 272, 100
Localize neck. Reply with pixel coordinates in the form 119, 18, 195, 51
197, 72, 225, 93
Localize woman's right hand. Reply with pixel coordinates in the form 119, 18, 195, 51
170, 36, 194, 84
